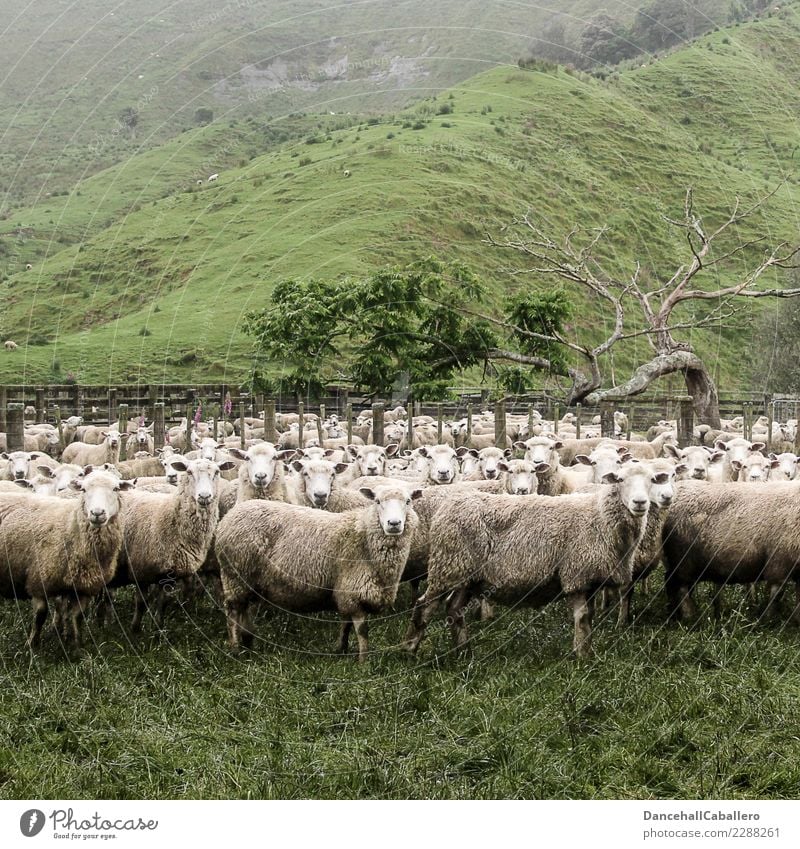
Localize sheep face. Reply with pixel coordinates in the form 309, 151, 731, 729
576, 446, 631, 484
418, 445, 458, 484
348, 443, 396, 477
644, 461, 676, 509
134, 427, 150, 447
161, 454, 188, 485
457, 448, 480, 478
499, 460, 538, 495
2, 451, 42, 480
43, 463, 84, 493
359, 485, 422, 535
517, 436, 561, 468
231, 444, 293, 490
602, 466, 651, 517
70, 470, 134, 526
477, 447, 509, 480
668, 445, 723, 480
171, 458, 234, 507
716, 437, 764, 466
292, 459, 348, 508
731, 454, 776, 483
770, 452, 799, 481
102, 430, 122, 450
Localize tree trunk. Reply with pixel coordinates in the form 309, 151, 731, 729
582, 350, 721, 428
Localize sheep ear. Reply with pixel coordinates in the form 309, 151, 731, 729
323, 449, 337, 457
714, 440, 727, 450
359, 487, 376, 501
410, 488, 423, 500
228, 448, 247, 460
333, 462, 349, 474
37, 465, 55, 478
171, 461, 188, 473
14, 479, 33, 489
117, 480, 136, 491
30, 451, 43, 459
553, 441, 563, 450
709, 451, 724, 463
769, 452, 777, 460
575, 455, 593, 466
69, 478, 84, 491
535, 462, 551, 475
513, 441, 527, 452
347, 444, 360, 458
291, 460, 305, 473
601, 471, 622, 484
730, 460, 743, 472
619, 452, 633, 463
751, 442, 766, 452
276, 449, 297, 462
770, 459, 781, 469
665, 444, 681, 459
417, 446, 429, 458
497, 461, 509, 473
652, 472, 671, 485
455, 446, 470, 457
385, 443, 399, 457
503, 448, 513, 458
82, 465, 94, 475
0, 453, 8, 460
675, 463, 689, 475
218, 461, 236, 471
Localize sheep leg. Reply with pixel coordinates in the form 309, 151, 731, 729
765, 581, 783, 620
28, 597, 49, 648
67, 595, 89, 649
570, 592, 593, 659
404, 594, 441, 652
640, 575, 650, 595
478, 597, 494, 622
712, 588, 724, 620
408, 577, 421, 606
131, 590, 148, 633
351, 612, 370, 663
446, 589, 470, 650
337, 619, 353, 654
225, 599, 253, 650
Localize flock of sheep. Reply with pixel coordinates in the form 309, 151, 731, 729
0, 403, 799, 661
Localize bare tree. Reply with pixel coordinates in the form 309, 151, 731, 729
480, 188, 800, 426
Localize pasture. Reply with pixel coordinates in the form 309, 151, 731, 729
1, 584, 799, 800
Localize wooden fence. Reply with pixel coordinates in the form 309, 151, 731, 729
2, 384, 799, 457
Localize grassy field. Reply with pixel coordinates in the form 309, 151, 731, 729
1, 4, 798, 390
1, 582, 799, 799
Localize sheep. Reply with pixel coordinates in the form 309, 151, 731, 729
462, 446, 512, 481
288, 458, 369, 512
1, 451, 56, 481
4, 340, 18, 350
32, 463, 85, 494
62, 431, 122, 467
114, 455, 164, 479
662, 480, 800, 623
343, 169, 351, 177
0, 470, 134, 647
125, 426, 154, 456
227, 443, 296, 506
515, 436, 573, 496
404, 463, 656, 658
666, 444, 723, 481
731, 453, 779, 483
109, 458, 235, 631
216, 483, 422, 660
574, 444, 633, 485
208, 173, 219, 182
615, 459, 677, 625
770, 452, 799, 481
417, 444, 460, 485
713, 437, 765, 482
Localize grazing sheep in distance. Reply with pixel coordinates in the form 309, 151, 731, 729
3, 340, 18, 350
405, 463, 656, 658
0, 470, 134, 647
216, 483, 422, 660
207, 173, 219, 182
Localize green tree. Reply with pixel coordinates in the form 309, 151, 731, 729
578, 13, 637, 67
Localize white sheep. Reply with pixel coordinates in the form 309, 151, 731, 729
216, 482, 422, 660
62, 431, 122, 467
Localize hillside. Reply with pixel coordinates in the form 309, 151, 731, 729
1, 4, 799, 390
0, 0, 733, 211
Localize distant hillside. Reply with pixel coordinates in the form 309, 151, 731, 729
1, 3, 799, 392
0, 0, 734, 211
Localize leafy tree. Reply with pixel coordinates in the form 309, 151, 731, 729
633, 0, 707, 52
578, 14, 637, 67
194, 108, 214, 125
119, 106, 138, 138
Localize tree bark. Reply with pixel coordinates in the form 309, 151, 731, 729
582, 350, 720, 427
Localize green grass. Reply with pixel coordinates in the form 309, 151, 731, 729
1, 584, 799, 798
0, 5, 798, 390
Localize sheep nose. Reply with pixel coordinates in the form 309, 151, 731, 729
254, 472, 267, 483
312, 492, 328, 504
485, 470, 497, 479
197, 493, 213, 506
516, 487, 529, 495
13, 470, 24, 479
386, 518, 403, 534
692, 469, 706, 479
366, 465, 378, 474
89, 509, 107, 525
633, 499, 648, 512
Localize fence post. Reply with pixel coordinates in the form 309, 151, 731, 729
298, 401, 305, 450
626, 404, 634, 441
527, 404, 534, 438
678, 397, 695, 448
265, 400, 277, 443
0, 387, 6, 433
765, 393, 773, 452
35, 388, 45, 423
117, 403, 128, 461
600, 401, 615, 439
153, 403, 165, 451
53, 405, 65, 453
345, 403, 353, 445
436, 403, 443, 444
108, 388, 117, 427
553, 403, 562, 438
6, 403, 24, 451
575, 403, 581, 440
239, 401, 246, 449
495, 399, 507, 447
466, 403, 473, 446
406, 406, 414, 450
212, 403, 220, 441
316, 403, 325, 445
743, 401, 752, 442
372, 402, 384, 447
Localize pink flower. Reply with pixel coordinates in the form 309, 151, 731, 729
193, 404, 202, 425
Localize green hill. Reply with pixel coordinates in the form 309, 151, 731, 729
1, 4, 799, 390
